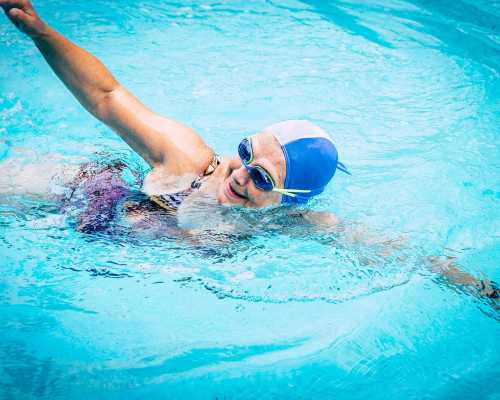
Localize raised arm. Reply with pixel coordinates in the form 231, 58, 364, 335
1, 0, 214, 173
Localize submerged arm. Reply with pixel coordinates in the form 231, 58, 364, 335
427, 256, 498, 299
298, 210, 499, 300
1, 0, 214, 172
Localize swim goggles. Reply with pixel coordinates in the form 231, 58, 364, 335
237, 137, 311, 198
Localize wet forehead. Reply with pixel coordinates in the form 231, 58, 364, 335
251, 132, 286, 186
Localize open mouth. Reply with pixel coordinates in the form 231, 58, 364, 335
226, 181, 247, 201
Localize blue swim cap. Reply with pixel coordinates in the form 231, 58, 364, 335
263, 120, 349, 204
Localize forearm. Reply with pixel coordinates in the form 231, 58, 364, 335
308, 214, 498, 300
2, 0, 216, 172
32, 26, 119, 118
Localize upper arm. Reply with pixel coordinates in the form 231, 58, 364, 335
298, 211, 406, 250
281, 210, 343, 238
96, 85, 214, 173
300, 210, 341, 228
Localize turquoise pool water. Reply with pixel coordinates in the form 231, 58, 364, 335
1, 0, 499, 398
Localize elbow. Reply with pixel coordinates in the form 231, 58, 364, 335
93, 86, 121, 121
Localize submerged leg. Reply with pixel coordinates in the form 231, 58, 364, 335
0, 149, 81, 199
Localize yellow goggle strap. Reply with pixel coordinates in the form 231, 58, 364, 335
272, 188, 311, 198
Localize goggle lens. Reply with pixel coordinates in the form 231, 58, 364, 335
246, 165, 274, 192
238, 138, 253, 164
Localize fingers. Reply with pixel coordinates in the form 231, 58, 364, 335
1, 0, 44, 36
7, 7, 28, 23
0, 0, 30, 13
7, 7, 20, 16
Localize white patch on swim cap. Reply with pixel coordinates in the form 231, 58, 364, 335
262, 120, 333, 146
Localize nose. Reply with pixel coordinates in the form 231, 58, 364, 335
232, 165, 251, 187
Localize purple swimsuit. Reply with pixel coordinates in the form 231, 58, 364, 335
62, 155, 220, 234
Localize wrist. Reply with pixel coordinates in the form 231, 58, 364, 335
30, 22, 51, 40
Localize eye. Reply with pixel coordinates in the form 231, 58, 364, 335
238, 139, 252, 164
249, 166, 274, 191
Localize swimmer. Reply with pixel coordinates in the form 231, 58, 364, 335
1, 0, 498, 302
0, 0, 351, 231
0, 0, 347, 208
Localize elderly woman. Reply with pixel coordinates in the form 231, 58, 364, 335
1, 0, 498, 301
0, 0, 348, 216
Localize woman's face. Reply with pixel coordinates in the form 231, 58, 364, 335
217, 132, 286, 208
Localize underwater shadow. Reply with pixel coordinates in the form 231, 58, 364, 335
406, 0, 500, 73
286, 0, 395, 49
273, 0, 499, 72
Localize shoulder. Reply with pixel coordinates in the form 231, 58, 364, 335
289, 209, 342, 229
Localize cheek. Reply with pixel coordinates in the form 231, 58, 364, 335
215, 176, 230, 205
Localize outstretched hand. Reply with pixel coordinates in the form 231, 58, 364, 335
0, 0, 47, 37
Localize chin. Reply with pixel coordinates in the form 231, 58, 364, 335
216, 186, 228, 206
217, 194, 233, 207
